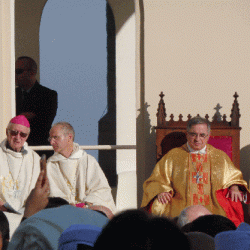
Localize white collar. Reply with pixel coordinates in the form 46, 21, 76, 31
1, 139, 28, 157
187, 142, 206, 154
49, 143, 85, 162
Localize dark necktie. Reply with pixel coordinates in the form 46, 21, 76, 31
22, 91, 28, 100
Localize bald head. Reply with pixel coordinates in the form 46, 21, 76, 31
177, 205, 212, 228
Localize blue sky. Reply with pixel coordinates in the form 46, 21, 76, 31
40, 0, 107, 159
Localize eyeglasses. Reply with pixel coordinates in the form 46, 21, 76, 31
15, 69, 32, 75
188, 132, 208, 139
8, 129, 28, 138
48, 136, 61, 142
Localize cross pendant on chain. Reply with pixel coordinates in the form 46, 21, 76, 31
194, 172, 203, 184
12, 184, 21, 199
68, 188, 77, 204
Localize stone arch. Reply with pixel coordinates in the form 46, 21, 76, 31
13, 0, 138, 210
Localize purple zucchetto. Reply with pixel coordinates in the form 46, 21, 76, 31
10, 115, 30, 128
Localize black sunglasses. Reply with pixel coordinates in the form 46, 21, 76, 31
8, 130, 28, 138
15, 69, 32, 75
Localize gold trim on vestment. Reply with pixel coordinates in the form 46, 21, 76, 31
141, 144, 249, 219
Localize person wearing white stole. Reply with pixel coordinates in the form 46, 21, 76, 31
47, 122, 116, 214
0, 115, 40, 215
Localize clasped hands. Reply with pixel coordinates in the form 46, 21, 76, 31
157, 185, 244, 204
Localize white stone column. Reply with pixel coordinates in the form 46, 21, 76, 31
116, 13, 137, 212
0, 0, 15, 141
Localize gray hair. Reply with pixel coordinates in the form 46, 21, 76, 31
187, 116, 211, 134
7, 122, 30, 134
177, 207, 191, 227
177, 205, 212, 228
52, 122, 75, 141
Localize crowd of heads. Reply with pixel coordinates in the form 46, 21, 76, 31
92, 206, 250, 250
94, 209, 191, 250
2, 203, 250, 250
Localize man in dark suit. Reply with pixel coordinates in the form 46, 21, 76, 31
15, 56, 58, 149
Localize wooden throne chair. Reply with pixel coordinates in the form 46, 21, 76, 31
155, 92, 241, 169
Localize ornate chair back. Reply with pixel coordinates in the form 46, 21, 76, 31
155, 92, 241, 169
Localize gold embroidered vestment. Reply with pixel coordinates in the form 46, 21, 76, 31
141, 144, 248, 219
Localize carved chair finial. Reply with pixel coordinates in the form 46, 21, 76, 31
234, 92, 239, 100
212, 103, 222, 122
157, 92, 167, 127
230, 92, 240, 127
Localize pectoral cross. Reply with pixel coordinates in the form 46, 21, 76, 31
194, 172, 203, 184
8, 184, 21, 199
13, 184, 22, 199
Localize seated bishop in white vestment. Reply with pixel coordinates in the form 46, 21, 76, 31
47, 143, 116, 214
0, 115, 40, 214
0, 140, 40, 214
47, 122, 116, 214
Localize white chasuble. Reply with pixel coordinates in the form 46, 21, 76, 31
0, 139, 40, 213
47, 143, 116, 213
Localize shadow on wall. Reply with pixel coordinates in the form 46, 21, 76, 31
100, 0, 137, 190
98, 2, 116, 188
240, 145, 250, 223
145, 105, 156, 179
146, 126, 157, 178
136, 0, 148, 207
108, 0, 135, 34
138, 103, 156, 180
136, 102, 156, 207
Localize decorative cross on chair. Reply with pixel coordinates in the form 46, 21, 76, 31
155, 92, 241, 169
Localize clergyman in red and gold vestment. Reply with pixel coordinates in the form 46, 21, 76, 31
141, 116, 249, 226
